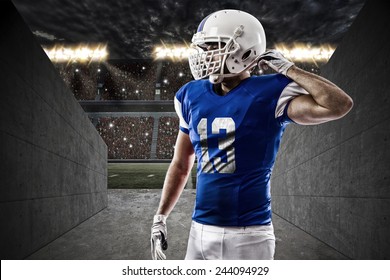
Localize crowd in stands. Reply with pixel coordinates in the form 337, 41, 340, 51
91, 115, 180, 160
159, 61, 193, 100
101, 60, 156, 100
55, 60, 321, 102
95, 116, 154, 159
56, 63, 99, 100
156, 117, 179, 159
55, 60, 160, 101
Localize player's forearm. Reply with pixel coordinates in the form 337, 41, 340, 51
156, 158, 194, 217
287, 66, 353, 117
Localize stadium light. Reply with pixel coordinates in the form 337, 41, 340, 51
153, 42, 335, 63
274, 43, 335, 63
153, 45, 195, 60
44, 44, 109, 63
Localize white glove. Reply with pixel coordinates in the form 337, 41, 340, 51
258, 49, 294, 76
151, 214, 168, 260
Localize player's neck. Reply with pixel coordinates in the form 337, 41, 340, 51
217, 72, 251, 96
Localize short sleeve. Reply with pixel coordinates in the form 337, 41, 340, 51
174, 87, 190, 134
276, 99, 295, 126
275, 82, 309, 119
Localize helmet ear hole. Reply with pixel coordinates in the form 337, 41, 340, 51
241, 50, 252, 61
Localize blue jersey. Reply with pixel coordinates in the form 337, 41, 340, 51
174, 74, 305, 226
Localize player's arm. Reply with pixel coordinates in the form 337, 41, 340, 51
157, 130, 195, 216
286, 66, 353, 125
259, 50, 353, 125
151, 130, 195, 260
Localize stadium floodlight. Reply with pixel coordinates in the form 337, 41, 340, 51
274, 43, 335, 63
43, 44, 108, 63
153, 42, 335, 63
153, 45, 195, 60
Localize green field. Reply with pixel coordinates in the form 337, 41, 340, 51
108, 162, 197, 189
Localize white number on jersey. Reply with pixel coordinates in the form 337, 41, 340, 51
197, 117, 236, 173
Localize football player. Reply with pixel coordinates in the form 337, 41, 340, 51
151, 9, 353, 260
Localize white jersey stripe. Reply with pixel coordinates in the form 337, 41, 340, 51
275, 81, 309, 118
174, 97, 189, 129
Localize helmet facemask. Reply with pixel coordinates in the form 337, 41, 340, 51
189, 34, 240, 83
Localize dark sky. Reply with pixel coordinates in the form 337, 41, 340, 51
12, 0, 365, 59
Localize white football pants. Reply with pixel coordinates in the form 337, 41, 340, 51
185, 220, 275, 260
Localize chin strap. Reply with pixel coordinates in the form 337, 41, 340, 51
209, 74, 224, 84
208, 57, 260, 84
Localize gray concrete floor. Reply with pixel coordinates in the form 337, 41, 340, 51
27, 189, 348, 260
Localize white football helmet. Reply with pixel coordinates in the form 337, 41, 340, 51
189, 10, 266, 84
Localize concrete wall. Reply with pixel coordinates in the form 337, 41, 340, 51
0, 1, 107, 259
272, 0, 390, 259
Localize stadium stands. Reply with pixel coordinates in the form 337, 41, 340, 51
56, 59, 322, 160
101, 60, 157, 100
55, 60, 321, 101
56, 63, 100, 100
159, 61, 192, 100
95, 116, 154, 159
54, 60, 162, 101
156, 116, 179, 159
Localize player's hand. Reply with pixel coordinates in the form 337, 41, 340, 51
151, 214, 168, 260
258, 49, 294, 76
